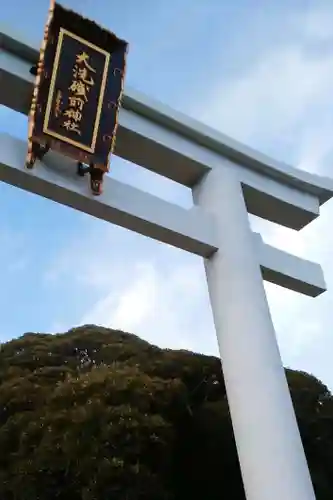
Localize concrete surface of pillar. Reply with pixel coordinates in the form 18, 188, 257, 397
193, 167, 316, 500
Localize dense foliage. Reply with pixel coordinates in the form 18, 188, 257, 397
0, 325, 332, 499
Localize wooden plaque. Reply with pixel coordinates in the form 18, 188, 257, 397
27, 0, 128, 172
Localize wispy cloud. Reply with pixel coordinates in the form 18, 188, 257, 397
80, 262, 160, 333
296, 6, 333, 42
201, 30, 333, 161
45, 221, 216, 353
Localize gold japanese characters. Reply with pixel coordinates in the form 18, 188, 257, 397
62, 51, 97, 136
42, 27, 110, 154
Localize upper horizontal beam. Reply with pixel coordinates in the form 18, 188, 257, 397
0, 133, 326, 297
123, 90, 333, 206
0, 26, 331, 202
1, 26, 333, 231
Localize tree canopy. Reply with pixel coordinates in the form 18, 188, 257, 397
0, 325, 332, 499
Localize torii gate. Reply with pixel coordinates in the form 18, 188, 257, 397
1, 23, 333, 500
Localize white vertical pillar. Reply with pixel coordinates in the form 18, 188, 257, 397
193, 167, 316, 500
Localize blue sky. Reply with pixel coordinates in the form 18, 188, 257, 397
1, 0, 333, 390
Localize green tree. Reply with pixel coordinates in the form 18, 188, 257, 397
0, 326, 331, 499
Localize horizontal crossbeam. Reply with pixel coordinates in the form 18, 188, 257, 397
1, 26, 333, 230
0, 133, 326, 297
0, 133, 218, 257
254, 233, 325, 297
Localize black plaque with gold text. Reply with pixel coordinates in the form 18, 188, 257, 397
27, 0, 128, 172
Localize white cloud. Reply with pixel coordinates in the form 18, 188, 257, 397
202, 44, 333, 153
44, 218, 217, 354
79, 255, 215, 353
296, 119, 333, 175
80, 262, 159, 333
297, 7, 333, 42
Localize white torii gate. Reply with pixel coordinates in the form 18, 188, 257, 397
1, 24, 333, 500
